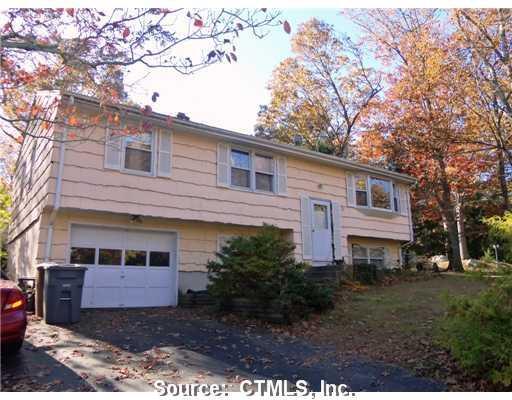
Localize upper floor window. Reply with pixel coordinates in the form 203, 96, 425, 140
255, 154, 274, 191
231, 149, 251, 188
217, 142, 287, 195
355, 175, 368, 207
124, 132, 153, 173
352, 174, 400, 212
105, 127, 172, 177
370, 177, 391, 210
230, 148, 275, 192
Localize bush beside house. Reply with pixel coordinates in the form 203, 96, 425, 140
206, 225, 334, 323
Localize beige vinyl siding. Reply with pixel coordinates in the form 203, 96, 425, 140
32, 209, 269, 277
7, 115, 58, 279
50, 117, 412, 264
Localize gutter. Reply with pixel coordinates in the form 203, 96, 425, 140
44, 98, 71, 261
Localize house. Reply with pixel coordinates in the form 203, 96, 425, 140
7, 91, 415, 308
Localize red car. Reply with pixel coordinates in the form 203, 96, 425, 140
1, 279, 27, 354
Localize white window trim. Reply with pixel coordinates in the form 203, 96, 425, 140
353, 175, 398, 213
352, 244, 385, 265
120, 131, 157, 177
229, 146, 276, 194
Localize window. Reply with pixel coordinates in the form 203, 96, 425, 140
370, 177, 392, 210
352, 174, 397, 211
231, 149, 250, 188
352, 245, 386, 268
255, 154, 274, 191
355, 175, 368, 206
99, 249, 122, 265
149, 251, 170, 267
352, 245, 369, 265
70, 247, 96, 264
124, 132, 153, 173
230, 148, 275, 192
313, 204, 329, 229
125, 250, 147, 266
369, 247, 385, 268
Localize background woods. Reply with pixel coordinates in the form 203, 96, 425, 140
259, 9, 512, 267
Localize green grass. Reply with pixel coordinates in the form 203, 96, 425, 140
304, 273, 489, 386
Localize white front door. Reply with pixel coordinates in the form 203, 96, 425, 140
311, 200, 333, 262
70, 225, 178, 308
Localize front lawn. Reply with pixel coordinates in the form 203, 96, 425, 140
288, 273, 490, 390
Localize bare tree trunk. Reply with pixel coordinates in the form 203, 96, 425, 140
455, 193, 470, 260
437, 158, 464, 272
498, 150, 510, 212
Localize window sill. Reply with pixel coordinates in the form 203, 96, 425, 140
351, 206, 400, 219
222, 184, 285, 197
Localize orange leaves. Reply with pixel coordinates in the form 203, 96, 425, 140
122, 27, 130, 39
16, 135, 24, 144
66, 9, 74, 18
68, 115, 79, 126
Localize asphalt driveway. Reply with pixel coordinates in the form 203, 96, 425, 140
1, 308, 444, 392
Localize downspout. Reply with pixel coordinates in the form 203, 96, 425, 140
400, 188, 415, 267
44, 97, 71, 261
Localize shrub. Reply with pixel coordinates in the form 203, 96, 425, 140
439, 274, 512, 386
353, 263, 378, 284
483, 212, 512, 263
207, 225, 334, 318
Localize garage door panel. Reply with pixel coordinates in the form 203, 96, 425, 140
122, 288, 146, 307
122, 268, 147, 286
94, 268, 121, 287
81, 287, 94, 307
83, 267, 95, 287
147, 269, 172, 287
146, 288, 172, 307
95, 287, 122, 308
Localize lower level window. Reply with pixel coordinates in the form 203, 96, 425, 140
352, 245, 385, 268
70, 247, 95, 264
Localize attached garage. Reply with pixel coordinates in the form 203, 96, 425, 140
69, 225, 178, 308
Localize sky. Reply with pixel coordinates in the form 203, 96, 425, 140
126, 9, 360, 135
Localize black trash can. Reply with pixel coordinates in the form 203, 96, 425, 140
42, 265, 87, 325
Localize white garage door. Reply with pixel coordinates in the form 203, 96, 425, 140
69, 225, 178, 308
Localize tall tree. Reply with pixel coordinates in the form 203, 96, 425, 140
255, 18, 381, 157
452, 9, 512, 211
0, 8, 283, 143
348, 9, 483, 271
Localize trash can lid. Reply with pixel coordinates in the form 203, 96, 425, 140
37, 263, 88, 271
